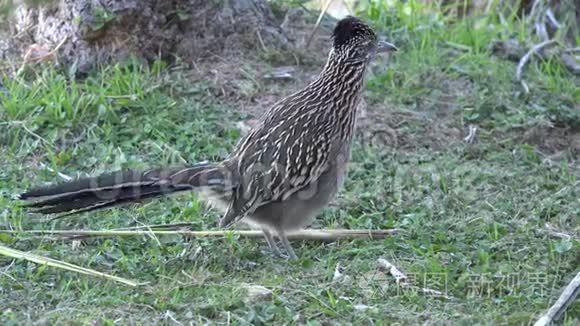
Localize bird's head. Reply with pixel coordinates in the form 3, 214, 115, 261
331, 16, 397, 63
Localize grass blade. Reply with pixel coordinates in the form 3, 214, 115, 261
0, 244, 141, 287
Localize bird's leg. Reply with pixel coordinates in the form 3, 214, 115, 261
262, 229, 282, 257
278, 231, 298, 260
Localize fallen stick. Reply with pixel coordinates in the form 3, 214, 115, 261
537, 223, 577, 241
377, 258, 407, 284
377, 258, 454, 300
1, 229, 400, 241
516, 39, 557, 93
534, 271, 580, 326
114, 222, 201, 231
464, 124, 478, 144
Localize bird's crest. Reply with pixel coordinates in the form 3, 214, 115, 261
332, 16, 376, 49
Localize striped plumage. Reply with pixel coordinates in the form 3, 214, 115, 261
19, 16, 397, 259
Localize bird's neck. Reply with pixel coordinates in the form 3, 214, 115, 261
314, 52, 368, 101
309, 52, 368, 141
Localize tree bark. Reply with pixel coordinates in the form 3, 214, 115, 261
8, 0, 290, 73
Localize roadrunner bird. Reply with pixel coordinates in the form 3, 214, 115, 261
19, 16, 397, 260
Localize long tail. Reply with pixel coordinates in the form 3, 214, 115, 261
19, 162, 235, 216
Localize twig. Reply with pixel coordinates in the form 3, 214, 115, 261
516, 39, 557, 93
538, 223, 578, 241
534, 22, 549, 41
39, 162, 72, 181
164, 311, 184, 326
563, 47, 580, 53
117, 222, 198, 231
377, 258, 407, 284
255, 30, 267, 52
1, 229, 400, 241
17, 36, 68, 75
377, 258, 454, 300
464, 124, 478, 144
559, 53, 579, 75
545, 8, 561, 29
528, 0, 544, 22
306, 0, 335, 48
0, 260, 16, 282
534, 272, 580, 326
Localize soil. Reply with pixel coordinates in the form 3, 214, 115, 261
192, 32, 578, 159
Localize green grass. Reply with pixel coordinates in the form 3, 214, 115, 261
1, 2, 579, 324
361, 0, 579, 129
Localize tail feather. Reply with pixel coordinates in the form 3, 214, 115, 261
19, 169, 154, 200
35, 187, 187, 217
19, 162, 235, 216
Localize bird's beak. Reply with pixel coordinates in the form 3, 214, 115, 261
376, 41, 398, 53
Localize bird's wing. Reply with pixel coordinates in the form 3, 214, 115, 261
219, 95, 339, 227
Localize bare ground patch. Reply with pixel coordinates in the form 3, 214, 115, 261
190, 47, 579, 163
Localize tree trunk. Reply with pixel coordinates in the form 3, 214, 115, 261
9, 0, 290, 73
